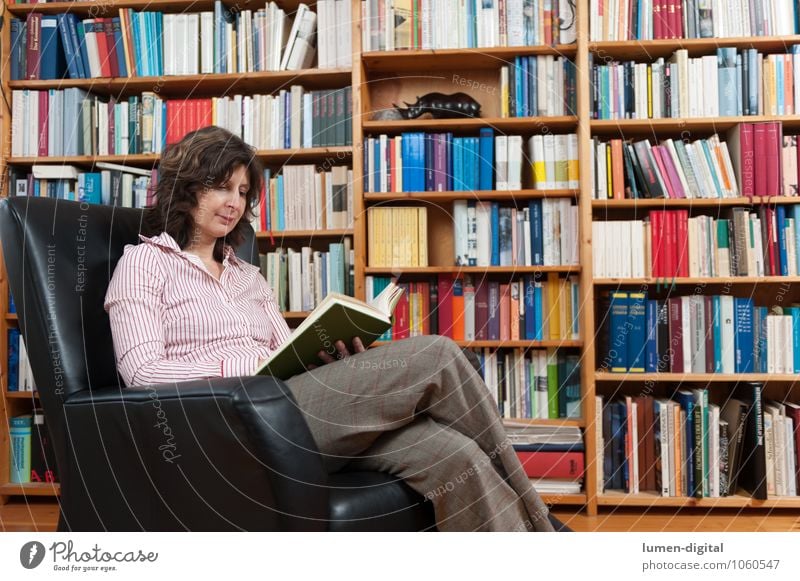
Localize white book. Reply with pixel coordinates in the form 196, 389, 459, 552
476, 201, 492, 266
453, 200, 469, 266
495, 135, 509, 190
286, 10, 317, 70
658, 399, 671, 496
507, 135, 522, 189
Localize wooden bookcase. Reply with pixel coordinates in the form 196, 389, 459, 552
2, 0, 800, 527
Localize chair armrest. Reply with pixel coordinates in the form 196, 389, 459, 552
61, 375, 329, 531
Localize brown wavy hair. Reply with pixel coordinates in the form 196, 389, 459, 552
144, 126, 264, 262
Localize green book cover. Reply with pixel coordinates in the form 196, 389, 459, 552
256, 282, 404, 380
546, 349, 559, 420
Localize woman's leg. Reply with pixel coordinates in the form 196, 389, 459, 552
347, 416, 534, 531
284, 334, 554, 532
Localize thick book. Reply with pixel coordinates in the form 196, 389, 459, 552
255, 282, 404, 380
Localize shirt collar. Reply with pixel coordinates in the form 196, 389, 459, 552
138, 232, 241, 266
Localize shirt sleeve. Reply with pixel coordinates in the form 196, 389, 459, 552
104, 245, 251, 385
259, 276, 292, 352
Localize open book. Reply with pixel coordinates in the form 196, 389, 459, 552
255, 281, 404, 380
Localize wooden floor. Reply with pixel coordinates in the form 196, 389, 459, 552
2, 500, 799, 532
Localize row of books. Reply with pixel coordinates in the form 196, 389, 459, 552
361, 0, 577, 52
363, 131, 580, 193
9, 411, 58, 485
9, 2, 345, 80
592, 206, 800, 279
590, 47, 800, 119
10, 164, 154, 209
509, 424, 584, 491
6, 329, 34, 393
10, 86, 353, 157
590, 0, 797, 41
599, 291, 800, 374
500, 56, 578, 118
452, 199, 579, 267
366, 207, 429, 267
256, 165, 353, 233
367, 273, 581, 342
474, 348, 581, 420
258, 241, 355, 313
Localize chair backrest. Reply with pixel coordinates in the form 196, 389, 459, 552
0, 197, 259, 491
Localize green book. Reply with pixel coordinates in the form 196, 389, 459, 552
256, 282, 405, 380
546, 349, 559, 420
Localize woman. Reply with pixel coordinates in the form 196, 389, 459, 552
104, 126, 558, 532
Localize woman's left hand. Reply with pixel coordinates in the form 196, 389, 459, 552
308, 337, 366, 370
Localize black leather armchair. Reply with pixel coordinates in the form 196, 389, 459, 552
0, 197, 435, 531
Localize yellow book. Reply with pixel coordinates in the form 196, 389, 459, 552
417, 207, 428, 266
500, 66, 510, 118
567, 136, 579, 188
605, 143, 613, 199
548, 273, 561, 340
673, 402, 683, 497
647, 64, 653, 119
368, 207, 375, 266
561, 281, 572, 341
408, 207, 417, 266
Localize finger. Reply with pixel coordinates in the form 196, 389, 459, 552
307, 364, 317, 371
318, 350, 335, 364
353, 337, 365, 352
335, 340, 350, 359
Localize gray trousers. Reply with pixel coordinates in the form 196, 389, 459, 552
285, 334, 555, 532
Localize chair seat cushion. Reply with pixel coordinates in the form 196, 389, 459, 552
327, 471, 435, 532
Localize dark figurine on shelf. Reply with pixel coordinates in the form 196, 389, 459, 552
392, 92, 481, 119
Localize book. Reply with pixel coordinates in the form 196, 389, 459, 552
9, 415, 32, 484
255, 281, 404, 380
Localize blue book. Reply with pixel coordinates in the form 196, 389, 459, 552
39, 16, 67, 80
747, 49, 759, 115
777, 54, 785, 115
371, 277, 392, 341
733, 298, 754, 373
10, 18, 24, 81
470, 137, 480, 190
777, 205, 788, 275
788, 306, 800, 373
276, 175, 285, 230
490, 202, 500, 266
80, 173, 102, 204
9, 289, 16, 314
155, 12, 163, 76
7, 329, 20, 391
452, 138, 463, 190
329, 243, 344, 294
478, 128, 494, 190
75, 20, 92, 79
529, 56, 537, 116
609, 292, 629, 373
735, 54, 743, 116
523, 275, 536, 340
758, 306, 769, 373
645, 300, 658, 372
627, 292, 647, 372
717, 48, 738, 117
56, 15, 80, 80
9, 415, 32, 484
793, 205, 800, 274
673, 390, 696, 496
373, 138, 381, 192
713, 296, 722, 372
533, 279, 544, 341
528, 200, 543, 265
112, 17, 128, 78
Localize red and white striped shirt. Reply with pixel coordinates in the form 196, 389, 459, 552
104, 232, 291, 386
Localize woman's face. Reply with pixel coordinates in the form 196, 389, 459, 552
190, 164, 250, 245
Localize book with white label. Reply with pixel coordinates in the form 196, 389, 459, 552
255, 280, 404, 380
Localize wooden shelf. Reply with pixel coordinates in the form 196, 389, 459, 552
598, 490, 800, 508
595, 372, 799, 382
540, 493, 587, 506
373, 340, 583, 349
592, 196, 800, 208
363, 45, 577, 72
7, 68, 352, 96
282, 311, 311, 319
365, 266, 580, 274
594, 276, 800, 285
363, 116, 578, 134
6, 0, 221, 15
8, 147, 352, 168
256, 229, 353, 239
589, 36, 800, 60
503, 418, 584, 428
591, 115, 800, 135
3, 391, 38, 399
0, 482, 60, 497
365, 189, 579, 203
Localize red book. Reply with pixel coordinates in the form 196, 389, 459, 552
675, 0, 684, 37
38, 90, 49, 157
754, 123, 768, 196
474, 279, 489, 340
392, 284, 410, 340
675, 209, 689, 277
26, 13, 42, 80
166, 101, 177, 144
499, 283, 510, 341
668, 298, 684, 373
92, 19, 112, 78
515, 451, 585, 480
651, 146, 676, 198
653, 0, 664, 39
662, 210, 676, 276
420, 281, 430, 335
650, 210, 664, 277
102, 18, 120, 78
764, 122, 783, 196
437, 274, 454, 339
